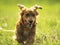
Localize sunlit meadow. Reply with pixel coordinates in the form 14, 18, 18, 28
0, 0, 60, 45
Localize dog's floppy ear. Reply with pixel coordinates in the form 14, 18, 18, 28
17, 4, 26, 10
33, 4, 42, 10
31, 4, 42, 15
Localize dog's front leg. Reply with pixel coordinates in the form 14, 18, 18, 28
24, 32, 35, 45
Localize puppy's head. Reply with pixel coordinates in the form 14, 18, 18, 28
17, 4, 42, 28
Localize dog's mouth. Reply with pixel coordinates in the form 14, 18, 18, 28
29, 23, 32, 27
27, 23, 33, 28
24, 21, 33, 28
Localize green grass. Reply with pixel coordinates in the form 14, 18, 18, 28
0, 0, 60, 45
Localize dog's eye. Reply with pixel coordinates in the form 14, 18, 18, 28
26, 13, 30, 17
32, 14, 35, 17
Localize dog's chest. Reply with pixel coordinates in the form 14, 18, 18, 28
23, 28, 30, 37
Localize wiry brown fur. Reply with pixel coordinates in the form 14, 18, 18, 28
16, 4, 42, 45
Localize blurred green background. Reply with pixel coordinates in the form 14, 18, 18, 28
0, 0, 60, 45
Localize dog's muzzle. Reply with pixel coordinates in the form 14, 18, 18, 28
29, 20, 33, 24
24, 20, 33, 28
28, 20, 33, 28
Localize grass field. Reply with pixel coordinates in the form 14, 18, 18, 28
0, 0, 60, 45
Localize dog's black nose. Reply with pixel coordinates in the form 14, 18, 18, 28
29, 20, 33, 24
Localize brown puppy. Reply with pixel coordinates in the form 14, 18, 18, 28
16, 4, 42, 45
